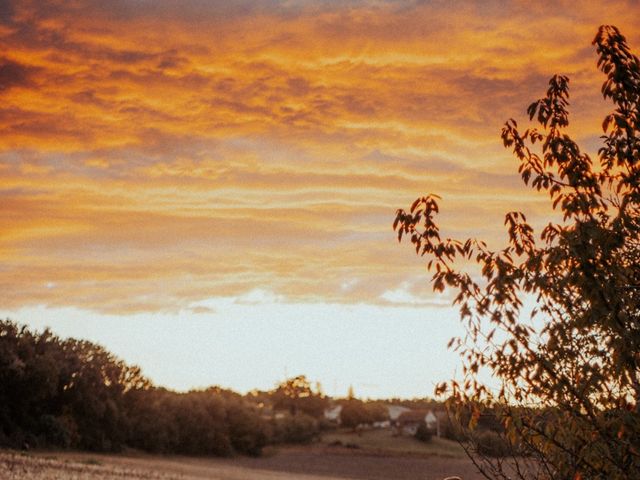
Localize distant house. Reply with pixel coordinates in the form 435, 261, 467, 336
387, 405, 411, 427
323, 404, 343, 424
396, 409, 440, 436
397, 410, 425, 436
425, 410, 438, 431
372, 419, 390, 429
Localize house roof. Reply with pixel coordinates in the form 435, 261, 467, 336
324, 405, 343, 420
398, 409, 430, 424
386, 405, 411, 420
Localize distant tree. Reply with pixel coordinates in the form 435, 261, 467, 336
347, 385, 355, 400
124, 387, 268, 456
364, 402, 389, 423
61, 339, 148, 451
0, 320, 150, 451
271, 375, 328, 417
270, 411, 319, 444
394, 25, 640, 479
0, 320, 311, 456
226, 402, 268, 456
340, 399, 371, 430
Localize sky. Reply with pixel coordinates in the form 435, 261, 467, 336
1, 0, 639, 398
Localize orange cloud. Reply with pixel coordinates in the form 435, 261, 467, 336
1, 1, 638, 313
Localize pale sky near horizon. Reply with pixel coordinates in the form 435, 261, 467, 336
1, 1, 639, 398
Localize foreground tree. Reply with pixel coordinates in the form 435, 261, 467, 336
394, 25, 639, 479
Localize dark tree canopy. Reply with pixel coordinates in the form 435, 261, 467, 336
394, 25, 639, 480
271, 375, 328, 417
340, 398, 371, 430
0, 319, 315, 456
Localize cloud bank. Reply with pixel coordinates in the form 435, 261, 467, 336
1, 0, 638, 313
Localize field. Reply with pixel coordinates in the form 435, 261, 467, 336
0, 433, 484, 480
320, 428, 467, 457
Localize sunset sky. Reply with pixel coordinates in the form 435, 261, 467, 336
2, 1, 639, 398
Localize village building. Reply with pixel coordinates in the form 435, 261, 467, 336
395, 409, 440, 436
386, 404, 411, 427
323, 404, 343, 424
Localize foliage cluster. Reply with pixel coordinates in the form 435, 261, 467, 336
0, 320, 322, 456
414, 421, 432, 442
339, 399, 389, 430
270, 375, 328, 418
0, 319, 146, 452
394, 25, 640, 479
270, 411, 320, 444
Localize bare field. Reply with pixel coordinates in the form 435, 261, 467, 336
0, 447, 483, 480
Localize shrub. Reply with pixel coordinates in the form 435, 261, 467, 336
271, 413, 319, 444
414, 422, 432, 443
473, 430, 511, 458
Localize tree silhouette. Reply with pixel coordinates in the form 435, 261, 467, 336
0, 319, 272, 456
340, 399, 371, 430
394, 25, 639, 479
271, 375, 328, 417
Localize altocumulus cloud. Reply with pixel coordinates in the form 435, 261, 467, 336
0, 0, 638, 313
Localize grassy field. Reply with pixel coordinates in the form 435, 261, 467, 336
1, 439, 484, 480
0, 451, 344, 480
321, 428, 468, 458
1, 444, 483, 480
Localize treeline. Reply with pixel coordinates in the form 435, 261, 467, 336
0, 319, 328, 456
3, 319, 488, 457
